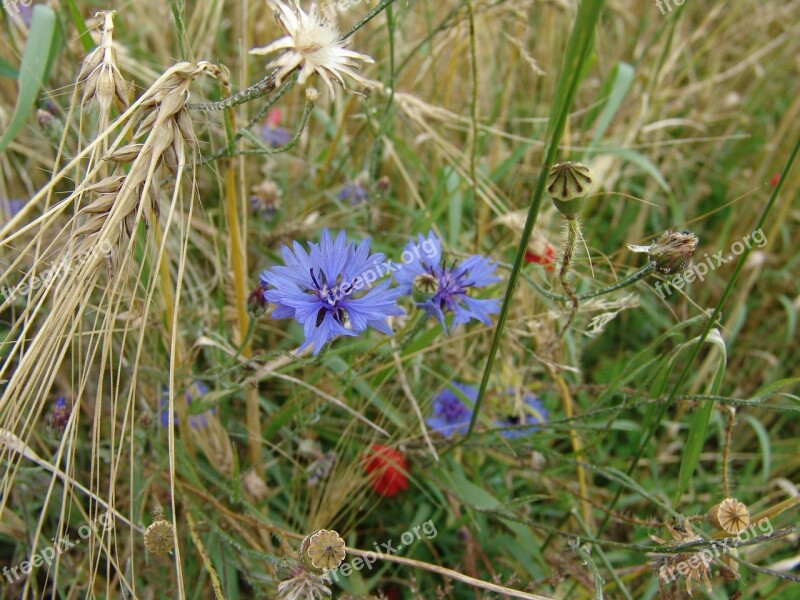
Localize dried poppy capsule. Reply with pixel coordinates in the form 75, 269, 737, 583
547, 161, 593, 219
144, 508, 175, 555
707, 498, 750, 534
300, 529, 346, 573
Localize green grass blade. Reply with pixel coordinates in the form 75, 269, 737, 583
63, 0, 95, 53
675, 329, 727, 502
0, 5, 58, 155
467, 0, 606, 435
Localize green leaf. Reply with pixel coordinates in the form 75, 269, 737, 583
750, 377, 800, 402
0, 57, 18, 79
0, 5, 59, 155
742, 414, 771, 487
675, 329, 727, 502
585, 62, 635, 152
63, 0, 95, 53
606, 148, 671, 193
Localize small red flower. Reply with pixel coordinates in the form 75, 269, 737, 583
770, 172, 781, 187
266, 108, 283, 128
524, 244, 556, 270
363, 444, 408, 497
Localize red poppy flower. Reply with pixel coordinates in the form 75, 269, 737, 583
266, 108, 283, 127
525, 244, 556, 270
363, 444, 408, 497
770, 172, 781, 187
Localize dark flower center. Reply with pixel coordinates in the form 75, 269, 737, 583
310, 268, 350, 326
425, 262, 475, 310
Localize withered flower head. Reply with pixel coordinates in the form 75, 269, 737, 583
646, 230, 699, 274
250, 0, 375, 98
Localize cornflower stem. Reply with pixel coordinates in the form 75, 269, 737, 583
549, 367, 591, 528
186, 71, 280, 112
221, 97, 263, 478
557, 217, 581, 336
525, 263, 654, 302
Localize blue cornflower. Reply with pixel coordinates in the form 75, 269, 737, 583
50, 396, 71, 432
261, 124, 292, 147
427, 382, 477, 438
159, 381, 213, 429
336, 183, 369, 206
394, 231, 501, 331
3, 198, 25, 218
495, 391, 547, 438
259, 229, 405, 355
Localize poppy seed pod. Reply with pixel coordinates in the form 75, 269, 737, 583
300, 529, 346, 574
547, 161, 593, 219
706, 498, 750, 534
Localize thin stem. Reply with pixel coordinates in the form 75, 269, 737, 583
186, 72, 280, 112
722, 406, 735, 497
221, 97, 262, 476
550, 367, 591, 528
526, 263, 654, 302
557, 217, 580, 336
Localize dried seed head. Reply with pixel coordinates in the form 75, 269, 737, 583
78, 11, 129, 111
707, 498, 750, 534
105, 144, 144, 164
300, 529, 345, 573
647, 230, 699, 274
241, 469, 269, 501
547, 161, 593, 219
250, 180, 282, 217
305, 86, 320, 103
277, 564, 332, 600
144, 515, 175, 555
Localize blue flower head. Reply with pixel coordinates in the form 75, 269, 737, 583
336, 183, 369, 206
160, 381, 213, 429
259, 229, 405, 355
394, 231, 501, 331
427, 382, 477, 438
260, 123, 292, 147
495, 390, 547, 439
4, 198, 26, 218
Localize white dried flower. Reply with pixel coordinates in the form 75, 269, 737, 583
250, 0, 375, 97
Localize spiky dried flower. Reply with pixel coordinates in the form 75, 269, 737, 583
250, 0, 375, 97
650, 519, 713, 597
641, 230, 699, 274
277, 564, 332, 600
707, 498, 750, 535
